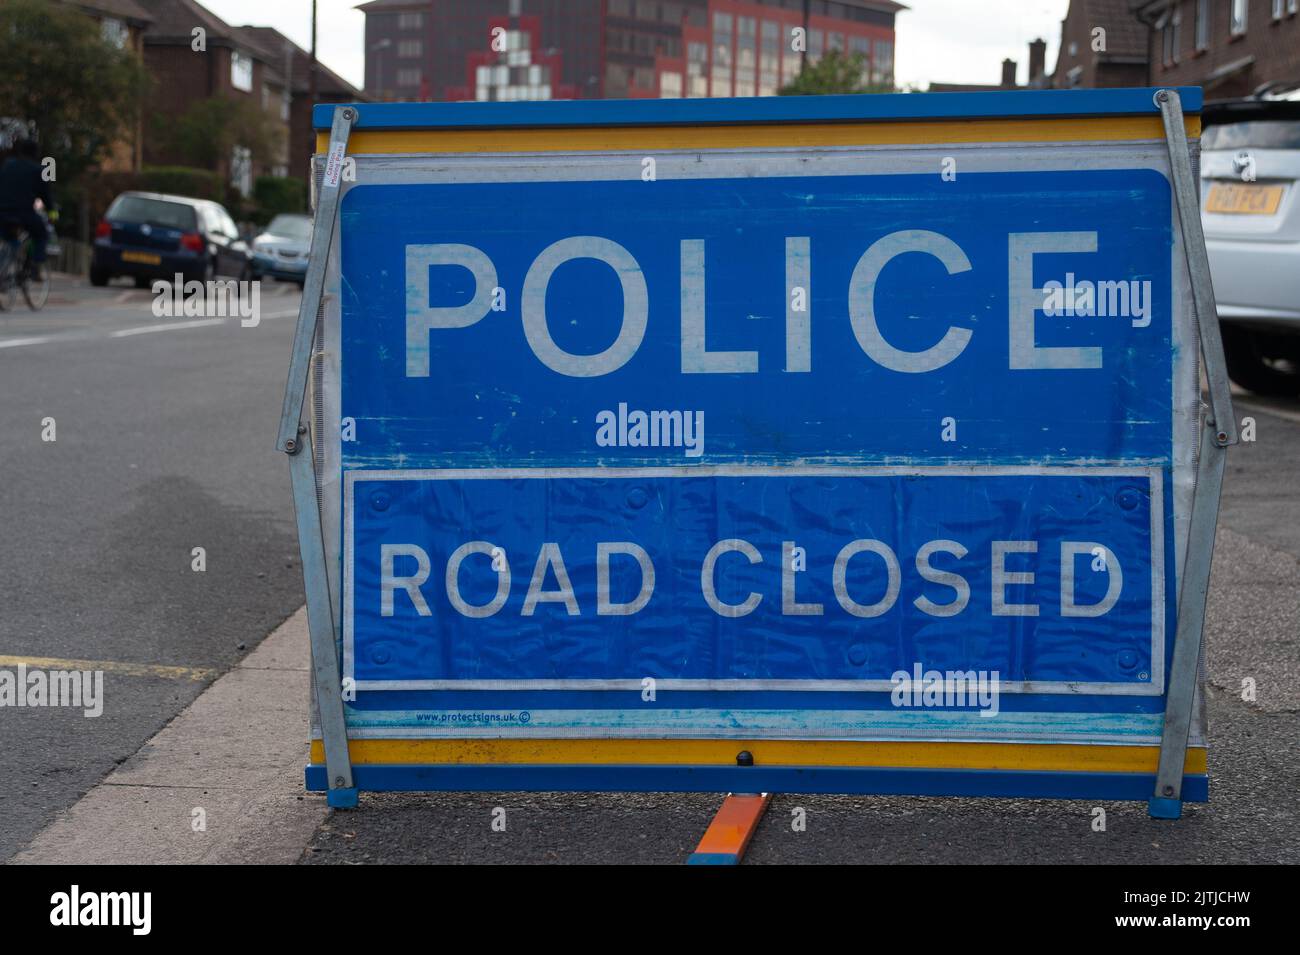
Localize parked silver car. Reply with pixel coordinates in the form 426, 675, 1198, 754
250, 213, 311, 286
1202, 86, 1300, 396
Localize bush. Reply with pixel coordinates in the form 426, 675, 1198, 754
251, 175, 308, 225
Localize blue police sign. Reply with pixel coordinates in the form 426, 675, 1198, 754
302, 90, 1213, 803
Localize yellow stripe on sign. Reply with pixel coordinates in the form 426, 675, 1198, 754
317, 116, 1199, 155
309, 738, 1207, 775
0, 654, 216, 682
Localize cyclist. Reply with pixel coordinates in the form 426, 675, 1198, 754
0, 139, 55, 281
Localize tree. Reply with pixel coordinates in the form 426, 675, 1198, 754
161, 96, 285, 174
778, 50, 894, 96
0, 0, 150, 183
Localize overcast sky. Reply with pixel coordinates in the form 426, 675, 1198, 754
199, 0, 1073, 94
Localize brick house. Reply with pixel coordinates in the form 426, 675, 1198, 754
134, 0, 291, 194
238, 27, 369, 181
1134, 0, 1300, 97
59, 0, 155, 171
1051, 0, 1150, 88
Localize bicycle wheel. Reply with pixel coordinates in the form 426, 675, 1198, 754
0, 253, 16, 312
21, 266, 50, 310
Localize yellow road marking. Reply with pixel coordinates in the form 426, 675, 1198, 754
0, 655, 217, 682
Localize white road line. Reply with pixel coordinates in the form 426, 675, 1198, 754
0, 335, 55, 349
110, 318, 225, 337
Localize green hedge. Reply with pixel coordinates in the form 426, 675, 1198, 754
251, 175, 308, 225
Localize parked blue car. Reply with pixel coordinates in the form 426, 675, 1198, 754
90, 191, 252, 287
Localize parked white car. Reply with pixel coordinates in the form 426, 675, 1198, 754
1202, 87, 1300, 396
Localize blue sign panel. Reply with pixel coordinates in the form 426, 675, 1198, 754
337, 161, 1179, 736
339, 169, 1172, 470
345, 468, 1164, 696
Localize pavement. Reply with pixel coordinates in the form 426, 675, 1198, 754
2, 273, 1298, 865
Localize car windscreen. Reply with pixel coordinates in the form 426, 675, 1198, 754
1202, 120, 1300, 150
106, 196, 198, 231
266, 215, 312, 240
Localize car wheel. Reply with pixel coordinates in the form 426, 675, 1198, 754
1221, 323, 1300, 397
89, 267, 110, 287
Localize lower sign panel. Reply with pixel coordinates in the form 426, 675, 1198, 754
344, 467, 1168, 718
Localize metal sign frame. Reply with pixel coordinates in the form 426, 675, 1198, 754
282, 89, 1232, 817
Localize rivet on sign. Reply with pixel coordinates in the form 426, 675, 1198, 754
335, 776, 346, 787
284, 439, 296, 452
736, 750, 754, 767
1163, 785, 1174, 796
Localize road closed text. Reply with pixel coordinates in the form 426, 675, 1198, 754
378, 537, 1124, 621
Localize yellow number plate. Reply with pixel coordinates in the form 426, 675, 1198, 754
1205, 182, 1285, 215
121, 250, 162, 265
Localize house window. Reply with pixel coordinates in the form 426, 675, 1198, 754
608, 0, 630, 15
231, 145, 252, 197
1163, 6, 1182, 64
396, 68, 421, 87
231, 50, 253, 92
1290, 0, 1299, 16
1230, 0, 1248, 35
712, 11, 732, 96
1196, 0, 1210, 49
660, 71, 682, 98
1273, 0, 1285, 19
101, 17, 128, 50
398, 39, 422, 57
398, 12, 423, 29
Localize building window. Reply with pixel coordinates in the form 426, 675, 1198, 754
872, 39, 893, 87
808, 28, 823, 59
712, 11, 732, 96
687, 41, 708, 97
101, 17, 128, 50
661, 2, 682, 25
396, 68, 421, 87
1163, 6, 1182, 64
608, 0, 631, 14
848, 34, 870, 85
231, 145, 252, 197
1273, 0, 1285, 19
826, 32, 844, 53
1068, 40, 1078, 56
760, 20, 780, 95
1230, 0, 1248, 35
636, 0, 657, 20
1196, 0, 1210, 49
737, 16, 755, 80
230, 51, 253, 92
660, 70, 682, 98
1290, 0, 1299, 16
398, 39, 422, 57
1066, 65, 1083, 88
398, 12, 423, 30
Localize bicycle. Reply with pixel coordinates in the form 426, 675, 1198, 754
0, 219, 52, 312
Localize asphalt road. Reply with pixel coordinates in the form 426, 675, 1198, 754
4, 275, 1296, 865
303, 398, 1300, 865
0, 275, 306, 860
